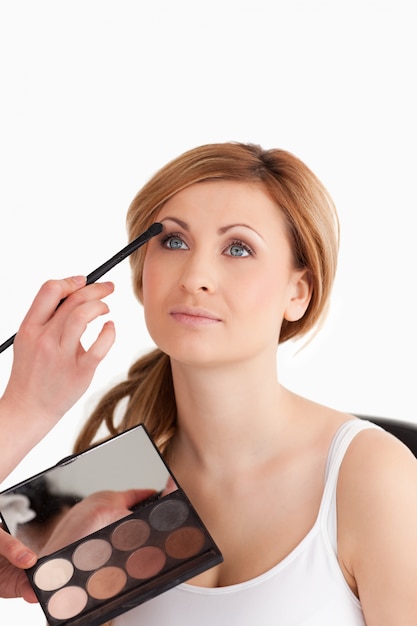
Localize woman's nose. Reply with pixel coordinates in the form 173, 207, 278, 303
179, 252, 216, 294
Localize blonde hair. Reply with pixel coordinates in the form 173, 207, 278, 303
73, 142, 339, 456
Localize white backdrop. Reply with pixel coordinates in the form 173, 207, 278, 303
1, 1, 416, 622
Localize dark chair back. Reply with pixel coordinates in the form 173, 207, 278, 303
357, 415, 417, 458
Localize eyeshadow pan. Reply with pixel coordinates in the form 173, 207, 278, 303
165, 526, 205, 559
111, 518, 150, 551
126, 545, 166, 579
86, 566, 127, 600
149, 498, 189, 531
73, 538, 112, 571
47, 586, 88, 620
34, 558, 74, 591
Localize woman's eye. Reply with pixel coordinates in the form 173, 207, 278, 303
225, 241, 252, 257
161, 235, 188, 250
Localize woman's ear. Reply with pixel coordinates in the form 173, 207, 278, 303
284, 269, 312, 322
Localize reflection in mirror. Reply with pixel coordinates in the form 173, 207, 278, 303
0, 425, 175, 554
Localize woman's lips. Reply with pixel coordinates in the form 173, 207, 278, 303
169, 307, 221, 326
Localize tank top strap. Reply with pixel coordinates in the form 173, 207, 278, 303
319, 418, 381, 551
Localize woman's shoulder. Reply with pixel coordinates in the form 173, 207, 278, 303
320, 406, 417, 484
334, 418, 417, 616
292, 394, 417, 479
339, 415, 417, 476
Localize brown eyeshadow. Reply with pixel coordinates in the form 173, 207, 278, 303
86, 566, 127, 600
111, 518, 150, 551
165, 526, 205, 559
126, 545, 166, 579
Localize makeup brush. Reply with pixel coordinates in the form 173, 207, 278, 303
0, 222, 163, 354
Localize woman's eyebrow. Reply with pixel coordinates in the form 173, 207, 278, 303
160, 217, 189, 230
218, 223, 264, 240
160, 217, 264, 241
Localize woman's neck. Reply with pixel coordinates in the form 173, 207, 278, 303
168, 356, 297, 475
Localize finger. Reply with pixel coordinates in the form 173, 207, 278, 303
161, 476, 177, 495
0, 531, 37, 569
122, 489, 158, 509
18, 277, 87, 330
58, 298, 113, 353
16, 280, 114, 351
81, 320, 116, 365
50, 282, 115, 339
57, 281, 115, 317
20, 576, 38, 603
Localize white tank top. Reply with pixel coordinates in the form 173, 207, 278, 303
115, 419, 378, 626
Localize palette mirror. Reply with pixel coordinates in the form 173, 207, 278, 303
0, 424, 172, 552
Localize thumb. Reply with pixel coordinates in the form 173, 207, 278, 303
0, 531, 37, 569
122, 489, 158, 509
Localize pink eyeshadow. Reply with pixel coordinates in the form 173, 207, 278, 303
47, 586, 88, 620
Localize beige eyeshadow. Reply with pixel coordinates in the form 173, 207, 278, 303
72, 538, 112, 571
33, 558, 74, 591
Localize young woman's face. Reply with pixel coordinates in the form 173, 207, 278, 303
142, 180, 310, 368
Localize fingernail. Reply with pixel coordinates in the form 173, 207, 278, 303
71, 275, 86, 286
17, 550, 37, 566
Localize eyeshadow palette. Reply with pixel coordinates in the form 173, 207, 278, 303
0, 425, 222, 625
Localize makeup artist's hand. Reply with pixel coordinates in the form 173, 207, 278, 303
40, 489, 156, 557
6, 276, 116, 417
0, 277, 115, 482
0, 526, 38, 602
